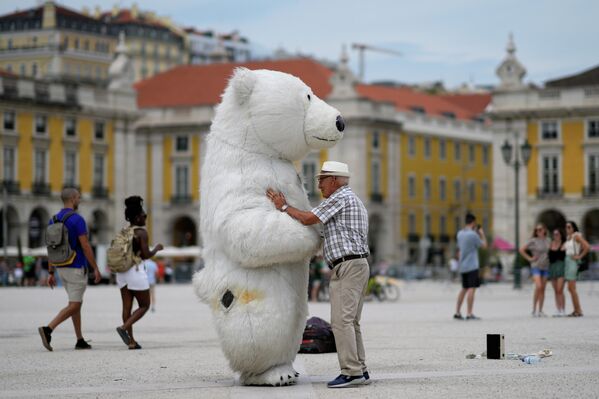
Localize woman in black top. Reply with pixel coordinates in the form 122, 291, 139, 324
548, 228, 566, 317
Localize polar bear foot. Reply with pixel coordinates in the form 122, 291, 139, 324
241, 363, 299, 386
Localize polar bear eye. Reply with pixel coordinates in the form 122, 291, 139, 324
307, 94, 311, 101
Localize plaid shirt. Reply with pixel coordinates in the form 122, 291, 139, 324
312, 185, 369, 265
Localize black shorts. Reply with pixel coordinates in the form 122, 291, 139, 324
461, 269, 480, 289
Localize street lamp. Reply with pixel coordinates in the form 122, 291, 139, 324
501, 133, 532, 289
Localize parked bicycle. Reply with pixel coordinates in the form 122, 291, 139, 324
365, 274, 401, 302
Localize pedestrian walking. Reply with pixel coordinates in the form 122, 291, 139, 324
267, 161, 371, 388
562, 221, 590, 317
38, 188, 102, 351
519, 224, 550, 317
115, 196, 163, 349
548, 228, 567, 317
454, 213, 487, 320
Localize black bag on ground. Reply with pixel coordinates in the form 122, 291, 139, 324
298, 316, 336, 354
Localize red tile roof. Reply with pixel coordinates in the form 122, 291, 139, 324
136, 59, 333, 108
136, 58, 483, 121
438, 93, 491, 117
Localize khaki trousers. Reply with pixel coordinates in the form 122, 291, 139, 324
329, 258, 369, 376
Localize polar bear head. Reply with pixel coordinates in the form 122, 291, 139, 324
215, 67, 344, 160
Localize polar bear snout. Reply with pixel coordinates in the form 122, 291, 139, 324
336, 115, 345, 132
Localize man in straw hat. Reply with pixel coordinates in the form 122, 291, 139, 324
267, 161, 371, 388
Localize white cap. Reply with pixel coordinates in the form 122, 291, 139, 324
316, 161, 350, 178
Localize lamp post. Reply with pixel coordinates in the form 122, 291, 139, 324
501, 133, 532, 289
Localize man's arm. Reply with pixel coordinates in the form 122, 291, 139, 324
267, 189, 320, 225
478, 228, 488, 249
78, 234, 102, 283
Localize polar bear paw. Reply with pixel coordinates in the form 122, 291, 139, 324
241, 363, 299, 386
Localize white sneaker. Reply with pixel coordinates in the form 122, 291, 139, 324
532, 311, 538, 318
538, 311, 547, 317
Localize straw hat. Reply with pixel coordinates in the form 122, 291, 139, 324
316, 161, 351, 178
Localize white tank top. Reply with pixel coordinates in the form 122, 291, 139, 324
564, 233, 580, 256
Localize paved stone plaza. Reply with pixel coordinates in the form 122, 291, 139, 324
1, 281, 599, 398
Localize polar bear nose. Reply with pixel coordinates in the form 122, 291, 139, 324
336, 115, 345, 132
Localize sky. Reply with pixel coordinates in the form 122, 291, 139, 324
2, 0, 598, 88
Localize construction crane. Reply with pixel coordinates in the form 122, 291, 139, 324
351, 43, 402, 81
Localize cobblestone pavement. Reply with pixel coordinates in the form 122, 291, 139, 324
1, 280, 599, 398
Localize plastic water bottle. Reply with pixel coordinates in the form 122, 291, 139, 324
521, 355, 541, 364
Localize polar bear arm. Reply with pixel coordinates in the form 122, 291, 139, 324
218, 207, 321, 268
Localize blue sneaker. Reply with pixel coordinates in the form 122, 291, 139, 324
327, 374, 365, 388
362, 371, 372, 385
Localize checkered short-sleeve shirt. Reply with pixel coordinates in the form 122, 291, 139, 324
311, 185, 369, 265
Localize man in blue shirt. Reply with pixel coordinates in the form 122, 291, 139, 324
38, 188, 101, 351
454, 213, 487, 320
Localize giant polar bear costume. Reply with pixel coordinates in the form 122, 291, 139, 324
193, 68, 344, 386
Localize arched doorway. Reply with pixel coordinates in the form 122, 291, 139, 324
28, 207, 49, 248
172, 216, 197, 247
90, 209, 110, 245
536, 209, 566, 234
582, 209, 599, 243
0, 205, 20, 246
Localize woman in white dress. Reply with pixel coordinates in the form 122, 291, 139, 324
562, 221, 589, 317
115, 196, 163, 349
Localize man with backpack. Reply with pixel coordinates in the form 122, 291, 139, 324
38, 188, 101, 351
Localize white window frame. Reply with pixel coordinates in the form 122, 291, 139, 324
439, 139, 446, 160
408, 174, 416, 198
2, 146, 17, 181
175, 135, 191, 154
93, 153, 106, 188
94, 120, 105, 141
3, 110, 16, 131
423, 175, 431, 200
469, 143, 475, 164
539, 120, 561, 141
424, 137, 431, 159
372, 131, 380, 151
64, 150, 78, 186
584, 149, 599, 192
34, 114, 47, 135
64, 117, 77, 138
424, 212, 431, 235
408, 136, 416, 157
482, 145, 489, 165
586, 118, 599, 140
538, 150, 561, 194
33, 148, 48, 183
482, 181, 489, 202
454, 141, 461, 161
439, 176, 446, 201
173, 163, 191, 198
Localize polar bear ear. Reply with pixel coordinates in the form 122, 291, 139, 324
230, 67, 257, 105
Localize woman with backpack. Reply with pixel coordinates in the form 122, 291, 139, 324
115, 196, 163, 349
562, 221, 590, 317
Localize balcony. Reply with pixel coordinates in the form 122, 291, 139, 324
1, 180, 20, 194
171, 194, 193, 204
370, 192, 384, 203
583, 186, 599, 197
92, 186, 109, 199
536, 187, 563, 199
32, 182, 51, 196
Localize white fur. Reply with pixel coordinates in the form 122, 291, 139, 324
193, 68, 343, 385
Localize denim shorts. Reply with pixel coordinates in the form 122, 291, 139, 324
531, 268, 549, 278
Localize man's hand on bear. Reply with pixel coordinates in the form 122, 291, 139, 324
266, 188, 287, 211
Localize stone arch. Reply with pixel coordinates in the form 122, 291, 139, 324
582, 209, 599, 243
0, 205, 20, 246
90, 209, 110, 245
172, 215, 198, 247
28, 207, 49, 248
536, 209, 566, 235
